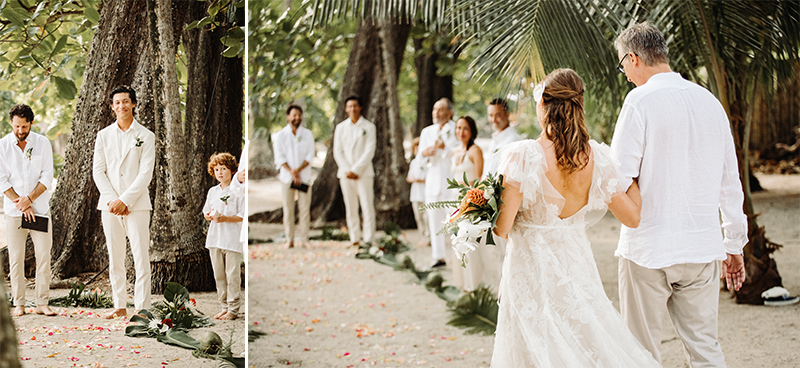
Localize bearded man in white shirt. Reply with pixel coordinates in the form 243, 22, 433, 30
419, 98, 460, 268
482, 98, 522, 179
333, 96, 376, 246
0, 104, 56, 317
611, 23, 747, 367
93, 85, 156, 319
272, 105, 314, 248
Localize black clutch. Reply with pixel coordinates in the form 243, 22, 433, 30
21, 215, 49, 232
290, 182, 309, 192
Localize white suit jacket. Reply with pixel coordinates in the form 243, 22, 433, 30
333, 116, 376, 178
418, 120, 459, 199
92, 119, 156, 211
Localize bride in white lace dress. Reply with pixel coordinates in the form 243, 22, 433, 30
491, 69, 660, 367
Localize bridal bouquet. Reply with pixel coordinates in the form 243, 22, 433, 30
423, 173, 505, 267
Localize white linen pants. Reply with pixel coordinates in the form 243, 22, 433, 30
281, 181, 311, 242
5, 214, 52, 306
339, 176, 375, 243
102, 210, 151, 310
425, 193, 449, 262
209, 248, 242, 314
619, 258, 725, 367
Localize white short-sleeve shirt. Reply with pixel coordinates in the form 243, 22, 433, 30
203, 184, 244, 253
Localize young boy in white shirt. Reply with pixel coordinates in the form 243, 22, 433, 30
203, 153, 244, 320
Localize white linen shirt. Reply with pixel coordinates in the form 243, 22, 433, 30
272, 125, 314, 184
0, 132, 54, 216
203, 184, 244, 253
419, 121, 459, 199
407, 156, 426, 203
610, 72, 748, 269
333, 116, 376, 178
483, 125, 523, 178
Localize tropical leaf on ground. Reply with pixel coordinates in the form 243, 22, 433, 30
446, 285, 498, 335
435, 285, 462, 304
425, 273, 445, 292
157, 328, 201, 350
374, 253, 399, 267
248, 326, 267, 342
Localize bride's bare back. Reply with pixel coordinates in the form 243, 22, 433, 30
539, 138, 594, 219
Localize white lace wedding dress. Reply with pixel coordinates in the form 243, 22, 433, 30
491, 140, 660, 367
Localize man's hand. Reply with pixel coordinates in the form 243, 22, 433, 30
108, 199, 129, 216
721, 253, 746, 291
291, 169, 302, 186
345, 171, 359, 180
22, 207, 36, 223
237, 169, 246, 184
421, 146, 437, 157
434, 139, 445, 150
13, 195, 31, 212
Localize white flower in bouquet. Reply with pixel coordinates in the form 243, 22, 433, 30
451, 219, 492, 267
483, 186, 494, 200
148, 319, 160, 331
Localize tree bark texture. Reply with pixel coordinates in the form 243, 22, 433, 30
49, 0, 242, 293
0, 280, 21, 367
252, 20, 414, 229
728, 66, 784, 304
412, 37, 454, 138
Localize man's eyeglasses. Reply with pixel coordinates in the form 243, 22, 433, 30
617, 52, 637, 74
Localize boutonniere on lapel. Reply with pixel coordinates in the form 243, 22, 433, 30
25, 147, 32, 160
361, 129, 366, 136
439, 124, 451, 140
135, 136, 144, 147
296, 134, 302, 142
220, 195, 231, 205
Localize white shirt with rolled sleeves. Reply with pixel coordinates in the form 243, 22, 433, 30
418, 120, 459, 199
483, 126, 523, 178
272, 126, 314, 184
203, 184, 244, 253
610, 72, 748, 269
0, 132, 54, 216
333, 116, 376, 178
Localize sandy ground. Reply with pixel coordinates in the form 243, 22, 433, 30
1, 233, 246, 367
248, 173, 800, 367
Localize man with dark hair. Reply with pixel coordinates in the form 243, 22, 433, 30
611, 22, 747, 367
93, 85, 156, 319
0, 104, 56, 317
273, 104, 314, 248
333, 96, 376, 246
483, 97, 522, 178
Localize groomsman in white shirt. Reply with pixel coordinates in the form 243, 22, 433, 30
272, 105, 314, 248
419, 98, 459, 268
333, 96, 376, 246
0, 104, 56, 317
482, 98, 522, 179
93, 85, 156, 319
611, 23, 747, 367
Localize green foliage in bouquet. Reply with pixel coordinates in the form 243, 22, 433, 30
48, 283, 114, 309
150, 282, 213, 329
447, 285, 499, 336
422, 172, 505, 243
310, 225, 351, 241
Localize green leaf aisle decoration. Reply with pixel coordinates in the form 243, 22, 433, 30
48, 283, 114, 309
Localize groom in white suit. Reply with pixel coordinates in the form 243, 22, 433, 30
92, 85, 156, 319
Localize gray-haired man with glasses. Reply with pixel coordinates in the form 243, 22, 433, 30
610, 22, 747, 367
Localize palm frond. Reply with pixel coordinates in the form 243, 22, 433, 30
446, 285, 498, 335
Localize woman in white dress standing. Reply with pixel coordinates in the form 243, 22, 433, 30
491, 69, 660, 367
449, 116, 485, 291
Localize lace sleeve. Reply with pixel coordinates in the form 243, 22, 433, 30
496, 140, 545, 208
586, 141, 626, 226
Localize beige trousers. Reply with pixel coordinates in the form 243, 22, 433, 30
209, 248, 242, 314
5, 214, 52, 306
410, 201, 429, 237
281, 181, 311, 242
619, 258, 725, 368
339, 177, 375, 243
102, 210, 151, 310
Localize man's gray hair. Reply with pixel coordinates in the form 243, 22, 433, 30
437, 97, 454, 112
614, 22, 669, 66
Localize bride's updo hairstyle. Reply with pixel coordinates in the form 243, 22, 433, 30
539, 68, 590, 173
